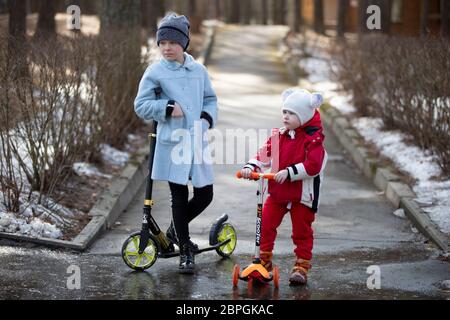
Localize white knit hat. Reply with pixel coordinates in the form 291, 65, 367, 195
281, 88, 323, 125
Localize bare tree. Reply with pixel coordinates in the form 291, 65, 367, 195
141, 0, 162, 34
261, 0, 268, 25
36, 0, 58, 38
99, 0, 143, 147
8, 0, 27, 40
313, 0, 324, 34
272, 0, 286, 25
7, 0, 28, 80
214, 0, 221, 20
292, 0, 302, 33
184, 0, 201, 33
420, 0, 430, 37
337, 0, 349, 37
229, 0, 240, 23
241, 0, 252, 24
441, 0, 449, 37
380, 0, 392, 34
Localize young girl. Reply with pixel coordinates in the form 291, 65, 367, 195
241, 88, 327, 285
134, 13, 218, 274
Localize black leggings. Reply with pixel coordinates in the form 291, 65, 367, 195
168, 182, 213, 245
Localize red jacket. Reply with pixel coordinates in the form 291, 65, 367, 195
244, 110, 327, 211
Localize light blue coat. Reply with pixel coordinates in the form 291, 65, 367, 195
134, 53, 218, 187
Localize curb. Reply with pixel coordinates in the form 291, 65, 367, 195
0, 25, 217, 252
280, 33, 449, 252
197, 24, 216, 66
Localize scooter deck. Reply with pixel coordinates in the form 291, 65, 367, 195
239, 263, 273, 283
158, 238, 232, 258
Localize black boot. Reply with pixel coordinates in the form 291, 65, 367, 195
166, 221, 199, 252
179, 243, 195, 274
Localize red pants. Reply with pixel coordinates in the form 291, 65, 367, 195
260, 195, 315, 261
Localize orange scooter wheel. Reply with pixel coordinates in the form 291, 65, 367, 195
273, 265, 280, 288
232, 264, 240, 287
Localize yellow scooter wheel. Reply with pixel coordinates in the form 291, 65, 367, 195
122, 232, 158, 271
215, 223, 237, 258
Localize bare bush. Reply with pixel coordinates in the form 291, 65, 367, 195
94, 29, 145, 149
1, 30, 150, 221
334, 36, 450, 176
0, 35, 101, 210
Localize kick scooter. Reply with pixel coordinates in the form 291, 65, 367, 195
232, 171, 279, 288
121, 93, 237, 271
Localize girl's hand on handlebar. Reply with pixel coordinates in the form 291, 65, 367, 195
275, 169, 288, 184
241, 168, 253, 179
171, 102, 184, 117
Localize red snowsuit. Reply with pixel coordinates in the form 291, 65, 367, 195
244, 110, 327, 261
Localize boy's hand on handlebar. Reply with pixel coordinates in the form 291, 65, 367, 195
275, 169, 288, 184
171, 102, 184, 117
240, 168, 253, 179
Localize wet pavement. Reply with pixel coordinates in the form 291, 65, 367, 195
0, 25, 449, 300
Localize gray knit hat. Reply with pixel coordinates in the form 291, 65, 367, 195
156, 13, 190, 51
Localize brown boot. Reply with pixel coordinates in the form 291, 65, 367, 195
289, 259, 311, 286
258, 251, 273, 272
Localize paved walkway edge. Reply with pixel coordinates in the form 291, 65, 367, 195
280, 31, 449, 253
0, 24, 217, 252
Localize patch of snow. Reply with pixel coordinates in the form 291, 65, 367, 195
328, 94, 356, 114
0, 211, 62, 239
73, 162, 112, 179
311, 81, 339, 97
100, 144, 130, 167
393, 208, 406, 219
299, 57, 331, 83
127, 134, 140, 142
353, 117, 450, 234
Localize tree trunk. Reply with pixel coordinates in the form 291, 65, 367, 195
241, 0, 252, 24
8, 0, 27, 40
215, 0, 221, 20
141, 0, 158, 34
313, 0, 324, 34
380, 0, 391, 34
358, 0, 368, 33
441, 0, 449, 37
272, 0, 286, 25
420, 0, 430, 37
98, 0, 142, 146
261, 0, 268, 25
280, 0, 286, 25
293, 0, 302, 33
7, 0, 28, 80
100, 0, 141, 33
186, 0, 201, 33
229, 0, 240, 23
337, 0, 348, 37
36, 0, 57, 38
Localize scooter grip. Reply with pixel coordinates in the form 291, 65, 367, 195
236, 171, 275, 180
